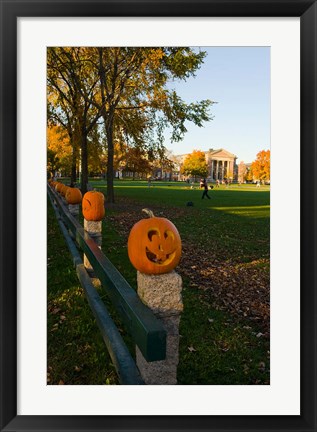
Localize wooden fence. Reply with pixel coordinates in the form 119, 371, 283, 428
47, 184, 167, 385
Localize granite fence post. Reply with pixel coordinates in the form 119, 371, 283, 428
83, 219, 102, 273
68, 204, 79, 220
136, 270, 183, 385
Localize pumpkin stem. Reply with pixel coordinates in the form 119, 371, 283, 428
142, 208, 154, 218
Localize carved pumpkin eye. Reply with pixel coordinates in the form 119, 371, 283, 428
127, 209, 182, 275
82, 191, 105, 221
65, 187, 82, 205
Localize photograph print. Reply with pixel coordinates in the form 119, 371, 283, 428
47, 46, 270, 385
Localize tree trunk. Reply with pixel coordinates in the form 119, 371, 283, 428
68, 130, 77, 186
71, 145, 77, 186
106, 123, 115, 203
81, 131, 88, 194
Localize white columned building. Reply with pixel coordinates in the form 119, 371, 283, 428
206, 149, 238, 182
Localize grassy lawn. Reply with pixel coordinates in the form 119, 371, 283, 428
47, 179, 270, 385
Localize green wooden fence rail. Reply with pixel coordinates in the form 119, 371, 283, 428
48, 191, 144, 384
47, 185, 166, 370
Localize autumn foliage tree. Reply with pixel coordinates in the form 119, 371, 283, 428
47, 125, 72, 177
251, 150, 270, 182
47, 47, 214, 201
181, 150, 208, 179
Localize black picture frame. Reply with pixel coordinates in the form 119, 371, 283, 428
1, 1, 316, 431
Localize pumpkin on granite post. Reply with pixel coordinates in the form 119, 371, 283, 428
61, 184, 70, 205
82, 191, 105, 273
49, 181, 57, 203
127, 208, 183, 385
55, 182, 64, 194
65, 187, 82, 219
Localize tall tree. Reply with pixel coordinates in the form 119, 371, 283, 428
47, 47, 214, 201
47, 48, 80, 184
92, 47, 213, 202
47, 47, 102, 192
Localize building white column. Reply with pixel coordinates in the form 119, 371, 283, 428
211, 160, 214, 179
216, 160, 219, 180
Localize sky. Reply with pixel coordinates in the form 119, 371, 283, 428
165, 47, 270, 164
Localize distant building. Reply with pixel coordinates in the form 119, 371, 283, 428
207, 148, 238, 181
176, 148, 238, 181
238, 161, 252, 183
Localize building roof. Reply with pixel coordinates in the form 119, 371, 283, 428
175, 148, 238, 163
208, 148, 237, 159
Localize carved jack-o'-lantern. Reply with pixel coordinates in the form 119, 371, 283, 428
65, 187, 82, 205
127, 208, 182, 275
55, 182, 64, 193
82, 190, 105, 221
60, 184, 69, 197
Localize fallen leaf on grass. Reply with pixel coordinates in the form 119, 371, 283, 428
51, 308, 61, 315
51, 324, 59, 332
107, 199, 270, 337
258, 362, 266, 372
188, 346, 196, 352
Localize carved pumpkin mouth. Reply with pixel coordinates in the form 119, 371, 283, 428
145, 248, 176, 265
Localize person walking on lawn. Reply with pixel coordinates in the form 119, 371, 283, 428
201, 178, 211, 199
